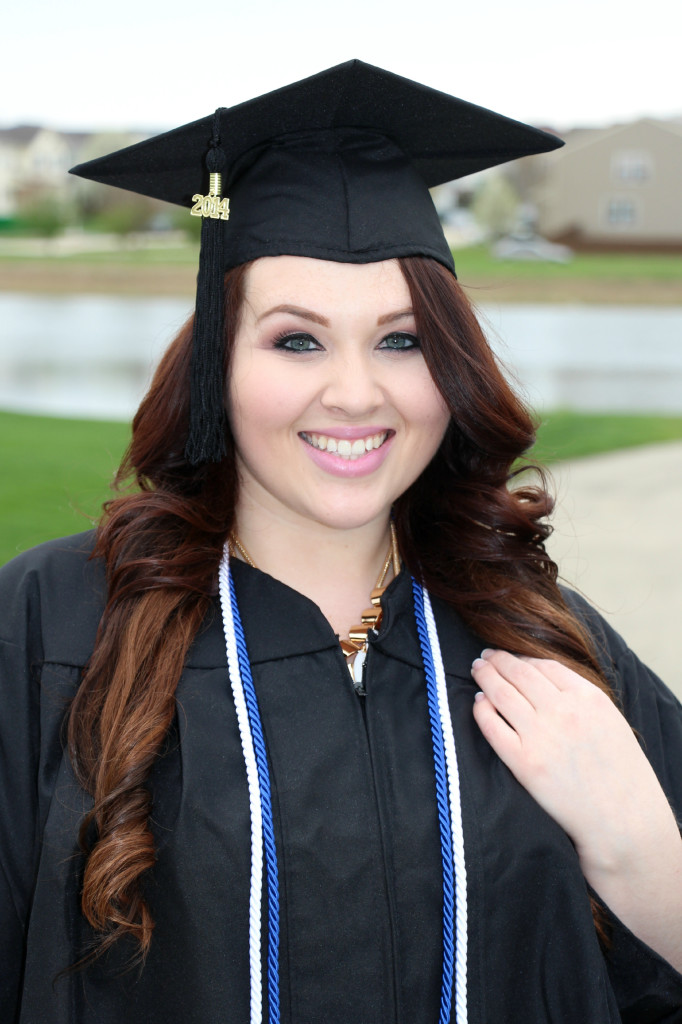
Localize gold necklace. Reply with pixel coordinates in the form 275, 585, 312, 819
228, 523, 400, 678
230, 534, 257, 568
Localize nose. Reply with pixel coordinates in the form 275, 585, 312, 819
320, 348, 384, 417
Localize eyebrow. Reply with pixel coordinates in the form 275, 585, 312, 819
256, 304, 330, 326
256, 304, 415, 327
376, 308, 415, 326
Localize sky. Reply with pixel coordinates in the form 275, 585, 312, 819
3, 0, 680, 135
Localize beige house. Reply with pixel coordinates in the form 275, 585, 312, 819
0, 126, 92, 217
532, 118, 682, 250
0, 127, 146, 219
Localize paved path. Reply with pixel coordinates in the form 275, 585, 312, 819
546, 441, 682, 701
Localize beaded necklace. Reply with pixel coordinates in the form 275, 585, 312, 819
218, 545, 468, 1024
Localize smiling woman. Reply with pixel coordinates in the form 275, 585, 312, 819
2, 60, 682, 1024
230, 258, 448, 516
228, 257, 450, 646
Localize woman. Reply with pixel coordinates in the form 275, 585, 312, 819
2, 61, 681, 1023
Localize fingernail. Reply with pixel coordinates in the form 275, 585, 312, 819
474, 691, 485, 702
481, 648, 495, 659
471, 658, 485, 670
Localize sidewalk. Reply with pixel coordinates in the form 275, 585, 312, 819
546, 441, 682, 700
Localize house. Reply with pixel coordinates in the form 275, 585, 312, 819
0, 126, 92, 217
0, 127, 146, 220
530, 118, 682, 251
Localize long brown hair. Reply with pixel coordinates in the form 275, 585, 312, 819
68, 255, 609, 962
397, 258, 607, 677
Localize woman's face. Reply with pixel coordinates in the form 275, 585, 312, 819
228, 256, 450, 532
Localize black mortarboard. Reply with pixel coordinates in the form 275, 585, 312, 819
70, 59, 563, 464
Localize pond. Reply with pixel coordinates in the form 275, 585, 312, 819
1, 294, 681, 419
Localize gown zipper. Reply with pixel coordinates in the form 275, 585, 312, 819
344, 632, 402, 1020
349, 624, 379, 697
351, 648, 367, 695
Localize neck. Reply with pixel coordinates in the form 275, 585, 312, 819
233, 510, 393, 590
232, 501, 396, 641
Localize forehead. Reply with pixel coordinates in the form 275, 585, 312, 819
241, 256, 411, 317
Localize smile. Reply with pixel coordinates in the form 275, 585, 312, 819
300, 431, 390, 460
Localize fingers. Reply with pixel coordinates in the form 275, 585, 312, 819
471, 649, 558, 719
472, 687, 522, 764
518, 655, 592, 692
470, 649, 615, 779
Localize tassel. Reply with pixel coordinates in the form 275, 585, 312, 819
185, 111, 229, 465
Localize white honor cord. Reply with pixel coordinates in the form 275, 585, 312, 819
218, 551, 264, 1024
422, 587, 469, 1024
219, 547, 466, 1024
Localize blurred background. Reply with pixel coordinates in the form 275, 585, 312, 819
1, 0, 681, 692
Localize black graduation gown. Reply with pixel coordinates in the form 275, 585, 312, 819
2, 531, 682, 1024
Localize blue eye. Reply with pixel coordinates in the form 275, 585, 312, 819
273, 332, 320, 352
379, 332, 419, 350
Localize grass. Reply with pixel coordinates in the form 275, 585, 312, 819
1, 412, 130, 565
455, 245, 682, 304
1, 242, 681, 303
0, 237, 679, 270
3, 408, 682, 567
2, 241, 681, 277
530, 410, 682, 463
0, 245, 201, 266
455, 244, 682, 282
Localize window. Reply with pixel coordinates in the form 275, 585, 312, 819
606, 198, 637, 225
612, 151, 652, 183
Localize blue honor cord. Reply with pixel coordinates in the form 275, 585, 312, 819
219, 549, 467, 1023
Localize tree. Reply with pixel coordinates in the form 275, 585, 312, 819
471, 173, 520, 238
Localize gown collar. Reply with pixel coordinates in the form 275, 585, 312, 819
187, 559, 482, 680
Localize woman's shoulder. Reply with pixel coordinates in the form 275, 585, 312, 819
0, 529, 103, 607
561, 585, 672, 688
1, 528, 98, 573
561, 584, 679, 705
0, 530, 106, 668
562, 584, 682, 810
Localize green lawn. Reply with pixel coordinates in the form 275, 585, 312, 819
454, 245, 682, 282
530, 411, 682, 463
2, 242, 680, 303
3, 409, 682, 567
0, 244, 201, 266
1, 412, 130, 565
2, 241, 681, 279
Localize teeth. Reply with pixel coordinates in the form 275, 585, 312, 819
302, 431, 388, 459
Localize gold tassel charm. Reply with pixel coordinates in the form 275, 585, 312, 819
190, 172, 230, 220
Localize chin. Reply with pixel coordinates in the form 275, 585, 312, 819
306, 498, 395, 533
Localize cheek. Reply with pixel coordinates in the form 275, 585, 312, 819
228, 371, 268, 459
408, 372, 451, 443
227, 365, 304, 452
405, 396, 451, 491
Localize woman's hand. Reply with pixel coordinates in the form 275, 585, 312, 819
471, 650, 667, 864
471, 649, 682, 970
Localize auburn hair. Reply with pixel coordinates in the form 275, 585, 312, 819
68, 255, 609, 962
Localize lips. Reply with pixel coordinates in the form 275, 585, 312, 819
300, 431, 390, 460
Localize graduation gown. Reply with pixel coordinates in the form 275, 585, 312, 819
2, 531, 682, 1023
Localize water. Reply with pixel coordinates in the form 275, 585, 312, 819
0, 293, 681, 419
481, 304, 682, 413
0, 294, 191, 419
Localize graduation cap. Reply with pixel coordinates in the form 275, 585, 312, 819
70, 59, 563, 464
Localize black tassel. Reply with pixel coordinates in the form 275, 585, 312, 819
185, 112, 228, 465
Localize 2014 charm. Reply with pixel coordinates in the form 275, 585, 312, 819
190, 172, 230, 220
